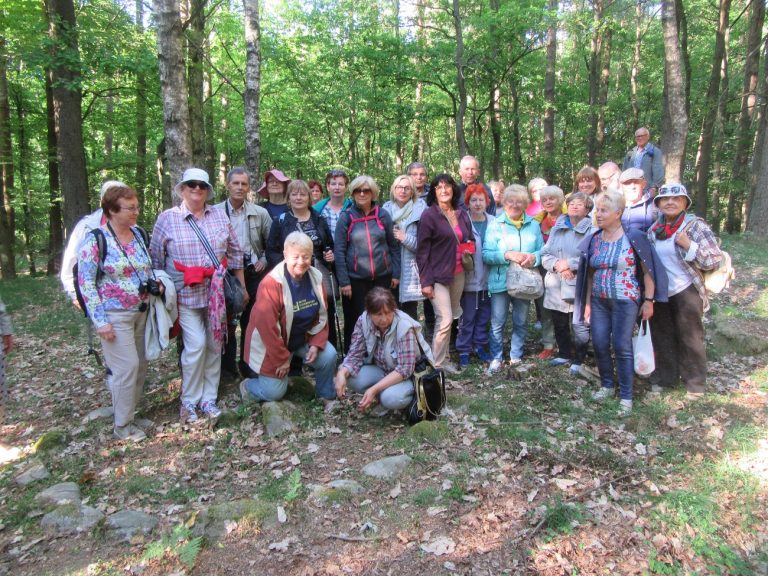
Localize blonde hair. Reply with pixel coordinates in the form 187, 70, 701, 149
348, 175, 380, 201
389, 175, 417, 203
594, 189, 625, 213
502, 184, 530, 209
287, 179, 311, 207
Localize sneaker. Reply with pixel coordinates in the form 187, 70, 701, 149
537, 349, 556, 360
591, 387, 613, 401
569, 364, 581, 376
240, 380, 256, 406
508, 357, 522, 366
133, 417, 155, 431
475, 348, 492, 363
180, 402, 199, 424
618, 399, 633, 415
549, 357, 570, 366
200, 400, 222, 419
441, 362, 461, 375
458, 353, 470, 368
486, 359, 503, 375
113, 423, 146, 442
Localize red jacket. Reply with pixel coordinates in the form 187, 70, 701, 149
244, 263, 328, 378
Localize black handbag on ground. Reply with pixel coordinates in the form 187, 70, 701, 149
406, 354, 446, 425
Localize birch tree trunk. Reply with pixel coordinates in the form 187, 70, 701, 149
153, 0, 192, 188
243, 0, 261, 178
661, 0, 688, 182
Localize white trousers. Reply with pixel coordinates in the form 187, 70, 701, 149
179, 306, 221, 406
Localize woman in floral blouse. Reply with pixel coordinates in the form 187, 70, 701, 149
78, 184, 166, 441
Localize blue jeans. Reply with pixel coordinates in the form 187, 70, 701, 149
244, 343, 337, 401
590, 297, 639, 401
456, 290, 492, 355
490, 292, 531, 361
348, 365, 414, 410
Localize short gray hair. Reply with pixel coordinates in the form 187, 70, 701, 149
283, 231, 314, 254
502, 184, 529, 208
566, 191, 594, 212
595, 189, 625, 213
539, 185, 564, 205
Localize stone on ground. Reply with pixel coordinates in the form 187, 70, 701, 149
36, 482, 81, 507
41, 504, 104, 534
33, 429, 68, 453
362, 455, 412, 479
107, 510, 158, 540
192, 498, 273, 542
262, 401, 297, 437
15, 460, 50, 486
82, 406, 114, 424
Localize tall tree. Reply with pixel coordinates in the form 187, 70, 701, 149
451, 0, 468, 158
154, 0, 192, 193
691, 0, 731, 217
660, 0, 688, 182
0, 37, 16, 278
46, 0, 90, 235
745, 36, 768, 235
586, 0, 604, 166
45, 73, 63, 275
243, 0, 261, 178
186, 0, 207, 166
135, 0, 148, 210
542, 0, 557, 182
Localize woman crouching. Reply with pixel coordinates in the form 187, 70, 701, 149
240, 232, 337, 406
334, 287, 432, 416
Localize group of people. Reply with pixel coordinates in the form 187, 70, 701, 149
61, 126, 724, 439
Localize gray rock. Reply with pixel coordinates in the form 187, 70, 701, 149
326, 479, 365, 494
710, 320, 768, 356
361, 455, 412, 479
15, 461, 50, 486
191, 498, 273, 542
262, 402, 297, 437
82, 406, 114, 424
41, 504, 104, 534
36, 482, 81, 508
107, 510, 158, 540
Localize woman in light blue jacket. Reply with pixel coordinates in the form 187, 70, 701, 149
381, 175, 427, 320
482, 185, 543, 373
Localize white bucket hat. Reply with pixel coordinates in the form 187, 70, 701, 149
175, 168, 214, 200
654, 183, 692, 209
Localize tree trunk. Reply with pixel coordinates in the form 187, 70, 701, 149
586, 0, 603, 166
135, 0, 147, 211
745, 37, 768, 235
509, 75, 526, 182
711, 28, 729, 234
13, 90, 35, 274
0, 39, 16, 278
45, 73, 63, 275
187, 0, 206, 166
451, 0, 468, 158
661, 0, 688, 182
46, 0, 90, 236
691, 0, 730, 217
630, 2, 642, 128
542, 0, 557, 182
595, 26, 612, 159
203, 71, 216, 183
153, 0, 192, 188
731, 0, 764, 232
676, 0, 692, 117
243, 0, 261, 179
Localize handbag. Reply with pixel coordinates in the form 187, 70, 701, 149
185, 217, 245, 317
633, 320, 655, 376
442, 210, 475, 273
407, 354, 446, 424
506, 262, 544, 300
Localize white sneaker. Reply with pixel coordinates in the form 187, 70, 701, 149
486, 359, 503, 375
591, 387, 613, 401
508, 357, 522, 366
618, 399, 633, 415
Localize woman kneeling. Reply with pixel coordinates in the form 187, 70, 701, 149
241, 232, 337, 405
335, 287, 432, 416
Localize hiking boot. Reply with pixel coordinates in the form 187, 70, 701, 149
537, 349, 556, 360
591, 387, 613, 402
180, 401, 199, 424
458, 353, 470, 368
618, 399, 633, 415
200, 400, 222, 419
113, 423, 146, 442
486, 359, 503, 375
475, 348, 492, 363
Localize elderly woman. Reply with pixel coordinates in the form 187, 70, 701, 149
573, 166, 601, 197
258, 169, 291, 220
488, 180, 506, 216
241, 231, 337, 405
574, 189, 668, 414
80, 184, 166, 440
483, 185, 544, 373
335, 288, 430, 416
308, 179, 325, 203
647, 184, 722, 398
334, 175, 401, 351
150, 168, 245, 424
315, 170, 352, 239
540, 192, 596, 370
526, 177, 547, 217
266, 179, 337, 348
417, 173, 473, 374
456, 184, 493, 367
382, 175, 427, 320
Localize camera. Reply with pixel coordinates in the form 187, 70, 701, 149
244, 253, 256, 272
139, 278, 162, 296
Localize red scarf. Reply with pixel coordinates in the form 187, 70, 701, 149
651, 212, 686, 241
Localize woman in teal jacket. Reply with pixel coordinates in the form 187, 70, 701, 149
482, 185, 543, 374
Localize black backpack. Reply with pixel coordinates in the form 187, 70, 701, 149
72, 226, 150, 318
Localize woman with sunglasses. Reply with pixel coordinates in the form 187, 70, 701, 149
334, 175, 401, 351
78, 183, 165, 441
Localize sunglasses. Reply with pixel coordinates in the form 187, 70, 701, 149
353, 188, 373, 195
184, 181, 209, 190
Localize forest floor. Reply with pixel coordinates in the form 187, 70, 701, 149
0, 234, 767, 576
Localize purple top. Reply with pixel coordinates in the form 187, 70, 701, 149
416, 205, 473, 287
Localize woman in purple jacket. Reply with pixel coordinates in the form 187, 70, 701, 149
417, 174, 474, 374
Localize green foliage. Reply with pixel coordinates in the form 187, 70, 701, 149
143, 523, 203, 570
541, 497, 584, 538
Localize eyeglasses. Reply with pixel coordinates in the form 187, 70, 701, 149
119, 206, 141, 213
394, 185, 410, 192
184, 181, 209, 190
635, 133, 649, 139
353, 188, 372, 195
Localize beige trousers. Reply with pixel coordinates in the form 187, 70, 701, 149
430, 272, 465, 367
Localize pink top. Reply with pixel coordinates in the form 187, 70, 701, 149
454, 224, 464, 274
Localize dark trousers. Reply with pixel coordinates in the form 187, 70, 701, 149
650, 284, 706, 393
423, 298, 435, 339
400, 300, 419, 320
342, 275, 392, 351
222, 267, 263, 374
550, 309, 590, 364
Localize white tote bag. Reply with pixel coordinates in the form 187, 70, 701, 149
633, 320, 655, 376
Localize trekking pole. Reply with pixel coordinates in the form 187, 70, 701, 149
326, 259, 345, 357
